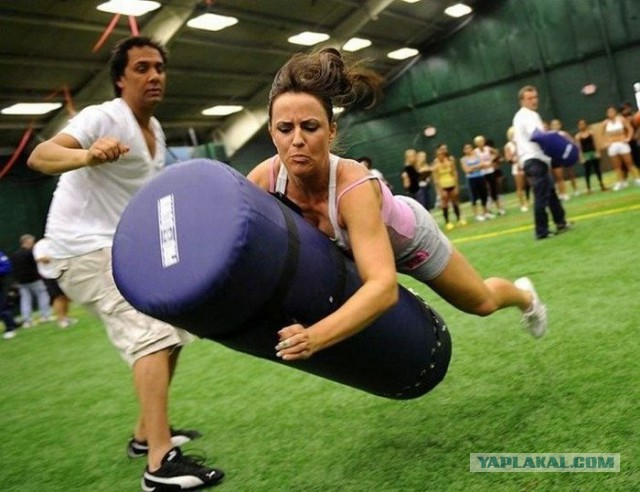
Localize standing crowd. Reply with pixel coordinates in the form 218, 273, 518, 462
393, 92, 640, 235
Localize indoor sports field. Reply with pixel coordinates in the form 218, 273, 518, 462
1, 182, 638, 491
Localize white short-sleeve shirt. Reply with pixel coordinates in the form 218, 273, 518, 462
45, 98, 166, 258
513, 106, 550, 165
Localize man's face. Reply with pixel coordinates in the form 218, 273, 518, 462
521, 90, 539, 111
117, 45, 166, 110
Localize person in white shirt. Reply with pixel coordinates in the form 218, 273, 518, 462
28, 36, 223, 491
512, 85, 570, 240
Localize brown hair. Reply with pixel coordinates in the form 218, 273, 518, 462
268, 48, 383, 124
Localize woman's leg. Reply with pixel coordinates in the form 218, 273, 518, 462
583, 160, 592, 192
426, 248, 531, 316
620, 152, 640, 179
553, 166, 567, 198
610, 154, 625, 189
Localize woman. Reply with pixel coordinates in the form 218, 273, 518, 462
460, 143, 491, 221
248, 48, 546, 361
432, 143, 465, 230
504, 127, 530, 212
574, 119, 606, 193
474, 135, 505, 215
600, 105, 640, 191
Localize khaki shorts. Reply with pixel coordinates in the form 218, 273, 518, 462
51, 248, 193, 366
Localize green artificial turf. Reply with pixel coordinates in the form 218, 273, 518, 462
1, 181, 638, 491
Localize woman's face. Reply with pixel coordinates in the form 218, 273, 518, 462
269, 92, 336, 177
463, 144, 473, 155
578, 120, 587, 131
606, 106, 617, 119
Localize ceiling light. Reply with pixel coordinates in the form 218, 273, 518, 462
342, 37, 372, 52
402, 0, 421, 3
96, 0, 161, 16
387, 48, 419, 60
333, 106, 345, 115
187, 13, 238, 32
287, 31, 330, 46
202, 105, 244, 116
444, 3, 473, 18
1, 103, 63, 115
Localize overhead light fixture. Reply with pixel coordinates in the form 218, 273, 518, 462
288, 31, 330, 46
342, 37, 372, 52
333, 106, 345, 115
187, 13, 238, 32
402, 0, 422, 3
581, 84, 597, 96
423, 126, 437, 137
96, 0, 161, 16
1, 103, 63, 115
444, 3, 472, 18
387, 47, 419, 60
202, 105, 244, 116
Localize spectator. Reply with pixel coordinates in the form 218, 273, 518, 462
0, 251, 19, 340
432, 143, 465, 230
415, 150, 435, 211
474, 135, 505, 215
10, 234, 52, 327
504, 127, 530, 212
575, 119, 606, 193
460, 143, 492, 221
33, 238, 77, 329
401, 148, 422, 203
600, 105, 640, 191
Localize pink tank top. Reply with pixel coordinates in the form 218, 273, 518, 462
269, 154, 416, 253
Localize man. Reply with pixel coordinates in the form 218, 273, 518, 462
513, 85, 570, 240
28, 36, 223, 490
10, 234, 52, 326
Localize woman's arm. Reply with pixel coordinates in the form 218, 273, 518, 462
275, 179, 399, 361
28, 133, 130, 175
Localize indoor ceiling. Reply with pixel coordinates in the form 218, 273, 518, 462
0, 0, 481, 160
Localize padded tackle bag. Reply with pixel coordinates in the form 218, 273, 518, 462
113, 159, 451, 399
531, 129, 579, 166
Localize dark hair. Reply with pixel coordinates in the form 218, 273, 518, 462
109, 36, 168, 97
268, 48, 383, 124
357, 156, 372, 168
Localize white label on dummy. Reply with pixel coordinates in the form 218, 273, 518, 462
158, 194, 180, 268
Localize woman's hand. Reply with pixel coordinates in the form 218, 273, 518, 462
275, 324, 319, 361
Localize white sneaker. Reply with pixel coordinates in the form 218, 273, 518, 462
484, 212, 495, 220
22, 320, 33, 329
475, 214, 486, 222
635, 179, 640, 187
58, 318, 78, 329
3, 330, 16, 340
514, 277, 547, 338
520, 205, 529, 212
612, 182, 624, 191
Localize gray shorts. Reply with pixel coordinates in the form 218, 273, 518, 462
394, 196, 453, 282
51, 248, 193, 366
